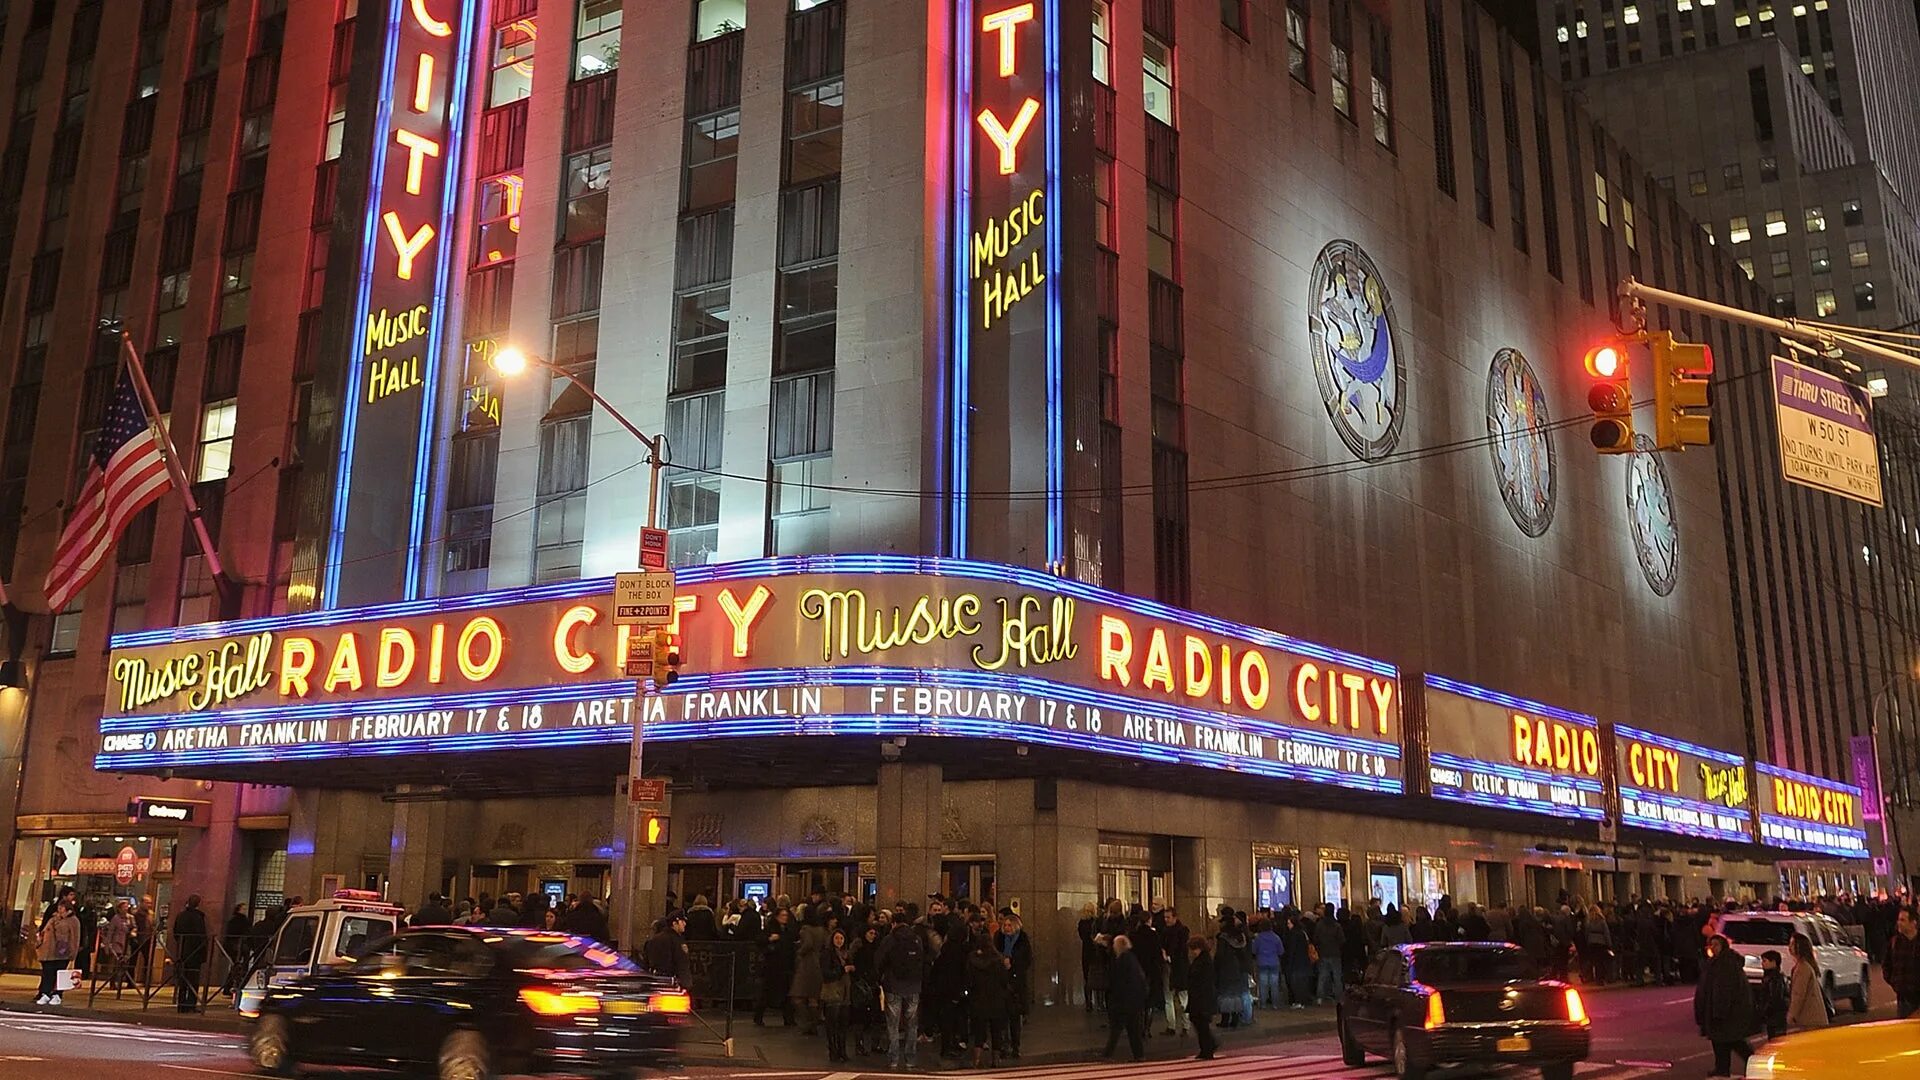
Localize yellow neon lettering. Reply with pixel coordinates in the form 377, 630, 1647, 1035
553, 605, 598, 674
412, 53, 435, 113
667, 594, 700, 637
977, 98, 1041, 175
1239, 651, 1271, 711
427, 622, 446, 683
1099, 616, 1132, 687
1293, 663, 1322, 722
375, 627, 416, 688
280, 637, 316, 697
382, 212, 435, 280
981, 3, 1036, 77
457, 617, 503, 682
394, 128, 442, 195
1367, 679, 1394, 735
1182, 635, 1211, 699
1141, 628, 1174, 693
717, 585, 774, 658
324, 632, 364, 693
409, 0, 453, 36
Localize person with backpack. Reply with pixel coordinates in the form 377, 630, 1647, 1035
874, 916, 928, 1071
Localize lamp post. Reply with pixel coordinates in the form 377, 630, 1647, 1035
490, 346, 668, 949
1868, 676, 1913, 891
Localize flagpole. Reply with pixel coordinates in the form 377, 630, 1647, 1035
118, 333, 235, 612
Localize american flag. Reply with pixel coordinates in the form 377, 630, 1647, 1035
42, 369, 172, 611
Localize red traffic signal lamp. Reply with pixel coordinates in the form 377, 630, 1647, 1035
641, 812, 670, 847
1584, 336, 1640, 454
1650, 331, 1712, 450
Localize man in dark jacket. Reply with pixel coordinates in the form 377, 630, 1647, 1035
1312, 905, 1347, 1004
992, 910, 1033, 1057
1185, 935, 1218, 1060
754, 908, 797, 1027
1159, 908, 1191, 1035
683, 896, 719, 941
171, 894, 209, 1013
413, 893, 452, 927
487, 894, 519, 926
874, 920, 928, 1071
1885, 906, 1920, 1018
1101, 934, 1147, 1062
643, 911, 692, 986
1694, 934, 1756, 1076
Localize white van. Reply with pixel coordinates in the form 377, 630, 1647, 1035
1713, 910, 1871, 1013
235, 890, 403, 1017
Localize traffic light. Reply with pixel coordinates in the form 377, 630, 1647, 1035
649, 630, 682, 689
1584, 338, 1637, 454
640, 812, 670, 847
1650, 331, 1713, 450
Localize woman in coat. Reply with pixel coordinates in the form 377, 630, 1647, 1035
818, 928, 854, 1063
1077, 902, 1106, 1011
755, 908, 797, 1027
1785, 932, 1829, 1031
1185, 935, 1219, 1060
1213, 917, 1249, 1028
964, 933, 1014, 1069
848, 924, 883, 1056
789, 912, 828, 1035
1694, 935, 1757, 1077
34, 898, 79, 1005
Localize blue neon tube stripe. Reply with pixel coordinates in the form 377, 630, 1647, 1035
1428, 751, 1606, 820
1754, 760, 1863, 797
1424, 673, 1595, 726
1043, 0, 1063, 567
1618, 785, 1754, 842
1613, 723, 1747, 768
949, 0, 974, 557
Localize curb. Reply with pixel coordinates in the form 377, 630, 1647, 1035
0, 998, 250, 1035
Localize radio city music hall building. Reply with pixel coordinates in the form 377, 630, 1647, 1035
0, 0, 1904, 986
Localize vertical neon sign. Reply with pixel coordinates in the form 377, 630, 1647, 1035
951, 0, 1065, 566
326, 0, 480, 607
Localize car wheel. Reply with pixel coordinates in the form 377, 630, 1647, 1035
1337, 1009, 1366, 1066
437, 1030, 493, 1080
1391, 1025, 1426, 1080
249, 1014, 296, 1078
1541, 1064, 1575, 1080
1851, 968, 1870, 1013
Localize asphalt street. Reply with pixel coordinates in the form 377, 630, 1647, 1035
0, 975, 1900, 1080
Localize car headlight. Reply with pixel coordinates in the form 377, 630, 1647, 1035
1743, 954, 1761, 966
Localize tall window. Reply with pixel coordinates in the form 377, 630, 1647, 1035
1461, 1, 1492, 225
1533, 67, 1561, 279
195, 399, 237, 483
775, 187, 839, 376
1146, 187, 1177, 279
1426, 0, 1454, 198
694, 0, 746, 41
768, 370, 833, 555
665, 393, 723, 565
684, 108, 740, 211
562, 146, 611, 243
1329, 0, 1354, 120
533, 414, 589, 583
1142, 33, 1175, 126
489, 15, 536, 107
1498, 45, 1523, 250
1093, 0, 1112, 85
218, 253, 253, 331
573, 0, 621, 79
785, 78, 844, 186
672, 210, 734, 395
1221, 0, 1246, 36
1368, 14, 1392, 148
1287, 0, 1310, 85
443, 432, 498, 590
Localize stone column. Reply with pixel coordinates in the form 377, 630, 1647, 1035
387, 787, 452, 913
992, 777, 1099, 1010
874, 762, 943, 909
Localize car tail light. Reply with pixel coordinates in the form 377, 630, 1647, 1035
520, 986, 602, 1016
1424, 991, 1446, 1030
1565, 988, 1589, 1025
649, 991, 693, 1014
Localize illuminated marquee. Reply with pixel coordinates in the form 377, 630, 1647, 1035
1755, 762, 1868, 858
327, 0, 480, 604
96, 556, 1403, 794
1612, 725, 1754, 844
950, 0, 1064, 563
1422, 675, 1605, 820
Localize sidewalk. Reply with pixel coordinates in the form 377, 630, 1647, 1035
0, 970, 1335, 1069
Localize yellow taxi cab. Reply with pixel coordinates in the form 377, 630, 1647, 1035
1745, 1020, 1920, 1077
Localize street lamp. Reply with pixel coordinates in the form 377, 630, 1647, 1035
1868, 673, 1913, 891
489, 345, 669, 951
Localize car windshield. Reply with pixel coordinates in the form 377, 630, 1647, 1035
500, 933, 639, 972
1719, 919, 1796, 946
1412, 949, 1537, 985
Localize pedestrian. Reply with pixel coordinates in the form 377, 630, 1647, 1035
171, 894, 210, 1013
964, 931, 1012, 1069
1078, 902, 1107, 1011
1312, 904, 1346, 1004
1159, 907, 1191, 1036
1131, 909, 1165, 1038
1280, 913, 1312, 1009
1101, 934, 1147, 1062
820, 927, 854, 1064
413, 893, 452, 927
1756, 951, 1789, 1039
791, 910, 827, 1036
1185, 936, 1218, 1061
685, 894, 719, 941
34, 897, 79, 1006
1581, 904, 1613, 985
1380, 905, 1411, 947
1253, 917, 1284, 1008
1884, 906, 1920, 1018
874, 914, 928, 1070
1214, 914, 1248, 1026
221, 904, 252, 995
755, 907, 797, 1027
487, 892, 518, 926
99, 899, 133, 991
1786, 932, 1828, 1031
993, 908, 1032, 1057
849, 924, 883, 1057
1694, 934, 1757, 1077
643, 910, 692, 986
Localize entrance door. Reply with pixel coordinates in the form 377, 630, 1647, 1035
782, 863, 854, 903
1099, 867, 1159, 910
671, 864, 727, 908
940, 860, 996, 908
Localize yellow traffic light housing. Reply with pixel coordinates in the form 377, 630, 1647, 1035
1650, 331, 1713, 450
649, 630, 682, 689
1584, 339, 1637, 454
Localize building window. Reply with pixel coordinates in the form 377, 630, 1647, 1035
1737, 257, 1754, 279
768, 370, 833, 557
489, 16, 536, 107
694, 0, 746, 41
112, 561, 150, 635
1288, 0, 1311, 85
1804, 205, 1825, 232
48, 600, 82, 654
1686, 170, 1707, 195
1770, 249, 1791, 277
1426, 1, 1453, 198
1728, 216, 1750, 244
1770, 293, 1796, 317
776, 263, 837, 373
1855, 282, 1875, 310
671, 208, 733, 393
1329, 0, 1354, 120
1146, 186, 1177, 279
219, 252, 252, 330
1808, 246, 1829, 273
1722, 162, 1742, 189
155, 271, 192, 346
1463, 5, 1492, 225
1594, 173, 1610, 226
1814, 288, 1836, 316
785, 77, 844, 186
1142, 33, 1175, 127
1842, 199, 1863, 226
1848, 240, 1869, 268
474, 173, 524, 265
196, 398, 237, 483
177, 553, 215, 625
1094, 157, 1114, 249
1759, 155, 1778, 182
323, 84, 347, 161
1764, 209, 1786, 237
443, 432, 497, 584
1093, 0, 1111, 86
1622, 199, 1636, 250
684, 108, 740, 212
1221, 0, 1247, 36
573, 0, 621, 79
562, 146, 611, 244
1369, 17, 1393, 148
533, 414, 590, 583
665, 391, 724, 566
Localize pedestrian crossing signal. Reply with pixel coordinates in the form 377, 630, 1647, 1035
641, 813, 669, 847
